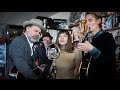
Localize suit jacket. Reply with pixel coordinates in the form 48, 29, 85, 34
88, 31, 116, 79
8, 34, 37, 79
33, 42, 49, 65
32, 42, 53, 78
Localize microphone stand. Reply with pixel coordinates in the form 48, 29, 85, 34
52, 60, 56, 79
46, 43, 60, 79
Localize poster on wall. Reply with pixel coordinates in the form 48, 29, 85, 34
52, 19, 68, 30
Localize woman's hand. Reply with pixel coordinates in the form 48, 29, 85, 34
74, 68, 80, 76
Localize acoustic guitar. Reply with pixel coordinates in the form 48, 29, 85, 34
79, 53, 92, 79
79, 31, 93, 79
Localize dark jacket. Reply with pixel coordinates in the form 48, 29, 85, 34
32, 42, 53, 79
8, 34, 37, 79
88, 31, 116, 79
33, 42, 49, 65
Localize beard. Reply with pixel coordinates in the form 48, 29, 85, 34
28, 35, 40, 43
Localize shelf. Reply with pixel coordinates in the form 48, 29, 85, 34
105, 27, 120, 31
101, 14, 111, 18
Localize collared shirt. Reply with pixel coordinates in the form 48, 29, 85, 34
93, 29, 105, 39
45, 46, 47, 55
24, 33, 34, 56
90, 30, 105, 59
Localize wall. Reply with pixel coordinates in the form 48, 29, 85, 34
0, 12, 70, 25
0, 12, 71, 43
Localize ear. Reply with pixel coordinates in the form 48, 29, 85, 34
97, 18, 101, 24
41, 33, 42, 37
26, 26, 30, 31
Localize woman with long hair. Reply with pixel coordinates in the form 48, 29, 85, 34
54, 30, 82, 79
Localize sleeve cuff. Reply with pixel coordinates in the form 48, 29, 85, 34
90, 47, 101, 59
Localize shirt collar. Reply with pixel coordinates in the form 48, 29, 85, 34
24, 33, 34, 56
93, 29, 105, 39
24, 33, 34, 46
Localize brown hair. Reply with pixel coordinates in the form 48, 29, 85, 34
56, 30, 74, 53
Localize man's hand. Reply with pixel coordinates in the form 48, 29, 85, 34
37, 64, 46, 72
77, 41, 94, 53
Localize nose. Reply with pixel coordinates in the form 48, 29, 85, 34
36, 32, 40, 36
35, 33, 40, 38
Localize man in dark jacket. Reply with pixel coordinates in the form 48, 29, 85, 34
77, 12, 116, 79
8, 18, 46, 79
33, 32, 53, 79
